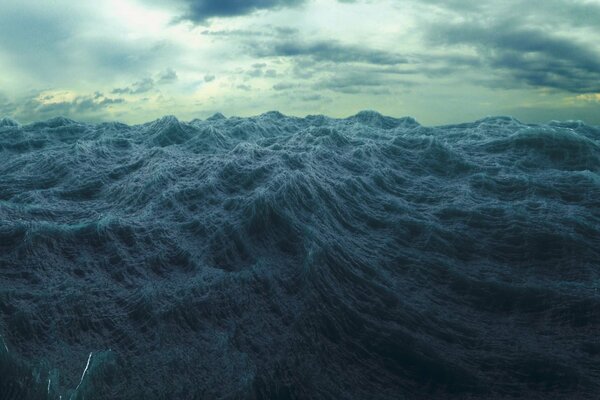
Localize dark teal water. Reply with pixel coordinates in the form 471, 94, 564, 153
0, 111, 599, 399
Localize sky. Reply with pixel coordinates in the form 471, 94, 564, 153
0, 0, 599, 125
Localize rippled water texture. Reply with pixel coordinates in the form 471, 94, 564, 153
1, 111, 599, 399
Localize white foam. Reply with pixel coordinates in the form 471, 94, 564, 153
75, 352, 93, 393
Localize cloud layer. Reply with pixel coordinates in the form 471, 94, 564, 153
1, 0, 599, 125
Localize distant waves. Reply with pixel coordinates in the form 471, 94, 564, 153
1, 112, 599, 399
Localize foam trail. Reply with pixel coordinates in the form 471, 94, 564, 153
74, 352, 93, 394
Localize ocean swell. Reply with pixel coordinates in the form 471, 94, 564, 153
0, 112, 599, 399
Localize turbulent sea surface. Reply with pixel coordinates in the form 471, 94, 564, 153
0, 111, 599, 399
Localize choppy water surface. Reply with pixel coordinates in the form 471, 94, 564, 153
0, 111, 599, 399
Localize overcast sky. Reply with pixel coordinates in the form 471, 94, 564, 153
1, 0, 599, 125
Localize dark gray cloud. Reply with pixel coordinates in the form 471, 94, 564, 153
201, 28, 267, 37
427, 21, 600, 93
410, 0, 600, 93
246, 68, 264, 78
112, 71, 179, 95
112, 78, 154, 95
315, 72, 413, 94
200, 26, 299, 39
157, 68, 178, 84
370, 54, 482, 79
300, 94, 324, 101
272, 82, 296, 91
254, 40, 408, 65
419, 0, 600, 31
177, 0, 305, 23
244, 62, 273, 78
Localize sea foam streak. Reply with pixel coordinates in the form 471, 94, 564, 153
0, 111, 599, 399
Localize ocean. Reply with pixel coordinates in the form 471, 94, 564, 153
0, 111, 599, 399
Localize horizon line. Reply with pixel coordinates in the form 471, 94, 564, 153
2, 111, 598, 129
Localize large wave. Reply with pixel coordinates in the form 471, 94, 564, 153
1, 111, 599, 399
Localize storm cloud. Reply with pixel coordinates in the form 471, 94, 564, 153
424, 0, 600, 93
176, 0, 305, 23
426, 17, 600, 93
254, 40, 409, 65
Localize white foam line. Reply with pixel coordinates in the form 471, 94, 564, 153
48, 377, 51, 394
75, 352, 93, 393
